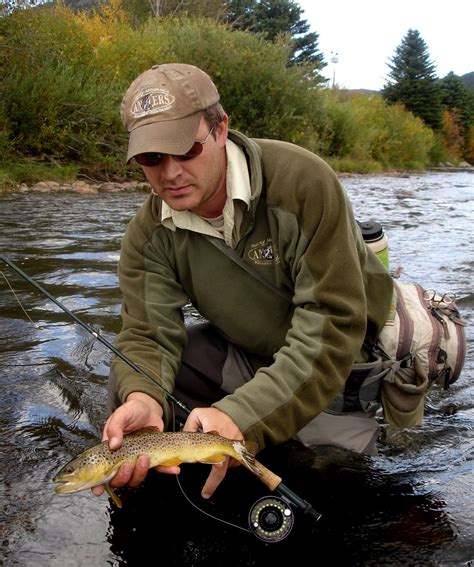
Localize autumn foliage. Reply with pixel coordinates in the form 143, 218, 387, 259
0, 2, 468, 180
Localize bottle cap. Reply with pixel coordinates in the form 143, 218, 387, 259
358, 221, 383, 242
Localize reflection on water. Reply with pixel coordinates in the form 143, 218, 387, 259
0, 172, 473, 566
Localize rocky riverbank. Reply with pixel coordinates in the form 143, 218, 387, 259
4, 161, 472, 195
11, 179, 151, 194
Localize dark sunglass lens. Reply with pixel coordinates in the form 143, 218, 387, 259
135, 153, 162, 167
175, 142, 204, 162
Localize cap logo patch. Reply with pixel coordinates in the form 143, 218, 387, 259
131, 88, 176, 118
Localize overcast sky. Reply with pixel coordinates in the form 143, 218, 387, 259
297, 0, 473, 90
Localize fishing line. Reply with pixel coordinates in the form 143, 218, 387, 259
0, 254, 189, 416
0, 254, 322, 526
175, 475, 251, 534
168, 399, 251, 533
1, 270, 41, 328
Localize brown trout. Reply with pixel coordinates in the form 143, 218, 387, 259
53, 428, 280, 507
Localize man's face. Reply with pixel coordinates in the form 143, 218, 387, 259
140, 115, 228, 218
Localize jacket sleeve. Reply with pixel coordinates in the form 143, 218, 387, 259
213, 150, 392, 450
111, 198, 189, 418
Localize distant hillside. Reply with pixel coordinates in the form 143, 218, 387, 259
461, 72, 474, 90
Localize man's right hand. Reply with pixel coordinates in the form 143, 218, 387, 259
91, 392, 180, 498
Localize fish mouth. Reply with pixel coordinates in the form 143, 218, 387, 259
53, 478, 98, 494
54, 481, 84, 494
53, 469, 117, 494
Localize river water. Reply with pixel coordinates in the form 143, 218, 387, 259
0, 171, 473, 566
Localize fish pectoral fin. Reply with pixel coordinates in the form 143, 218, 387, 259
199, 453, 226, 464
105, 484, 122, 509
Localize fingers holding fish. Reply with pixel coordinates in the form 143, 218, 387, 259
201, 457, 230, 499
56, 429, 261, 508
90, 392, 166, 498
90, 455, 180, 500
111, 455, 150, 488
183, 407, 243, 499
90, 456, 150, 496
183, 407, 243, 441
102, 392, 165, 450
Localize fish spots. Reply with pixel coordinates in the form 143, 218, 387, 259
53, 430, 253, 493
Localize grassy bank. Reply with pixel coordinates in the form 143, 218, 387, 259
0, 157, 437, 194
1, 4, 447, 183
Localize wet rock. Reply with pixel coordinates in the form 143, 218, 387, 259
74, 184, 98, 194
136, 181, 151, 192
8, 178, 151, 193
30, 181, 53, 192
98, 182, 122, 193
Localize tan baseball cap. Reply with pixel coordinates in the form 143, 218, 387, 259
120, 63, 220, 163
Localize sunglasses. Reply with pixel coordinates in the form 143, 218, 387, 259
134, 127, 215, 167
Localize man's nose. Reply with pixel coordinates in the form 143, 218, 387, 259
160, 155, 184, 179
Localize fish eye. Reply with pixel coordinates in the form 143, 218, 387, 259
65, 466, 75, 474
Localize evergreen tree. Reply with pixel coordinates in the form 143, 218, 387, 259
225, 0, 326, 81
383, 29, 442, 130
440, 72, 473, 126
439, 72, 474, 155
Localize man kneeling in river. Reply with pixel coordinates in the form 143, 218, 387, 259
92, 63, 393, 502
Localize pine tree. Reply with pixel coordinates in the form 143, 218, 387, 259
440, 72, 473, 127
225, 0, 326, 82
439, 72, 474, 157
383, 29, 442, 130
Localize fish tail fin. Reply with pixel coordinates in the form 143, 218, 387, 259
234, 441, 283, 491
233, 441, 261, 476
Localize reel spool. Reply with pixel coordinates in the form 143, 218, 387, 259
248, 496, 294, 542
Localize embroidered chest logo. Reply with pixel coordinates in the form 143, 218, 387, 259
131, 88, 176, 118
248, 238, 280, 266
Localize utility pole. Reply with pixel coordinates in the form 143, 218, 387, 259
330, 51, 339, 88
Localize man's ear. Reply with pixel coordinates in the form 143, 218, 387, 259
216, 113, 229, 148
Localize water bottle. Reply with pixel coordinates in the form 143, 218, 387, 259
358, 220, 389, 271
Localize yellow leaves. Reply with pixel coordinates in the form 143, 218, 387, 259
320, 91, 435, 168
442, 109, 464, 160
73, 0, 128, 50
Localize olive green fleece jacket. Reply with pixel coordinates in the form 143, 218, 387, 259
112, 130, 393, 451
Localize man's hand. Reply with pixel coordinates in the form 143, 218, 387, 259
91, 392, 179, 498
183, 407, 243, 499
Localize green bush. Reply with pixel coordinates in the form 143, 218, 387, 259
0, 6, 127, 170
0, 3, 440, 181
1, 6, 325, 175
318, 91, 435, 169
0, 161, 80, 190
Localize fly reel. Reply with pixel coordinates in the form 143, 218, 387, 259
248, 496, 294, 542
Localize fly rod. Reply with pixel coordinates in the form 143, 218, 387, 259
0, 254, 321, 521
0, 254, 189, 415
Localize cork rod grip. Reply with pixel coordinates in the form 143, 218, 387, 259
253, 459, 282, 491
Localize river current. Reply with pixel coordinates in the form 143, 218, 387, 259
0, 171, 473, 566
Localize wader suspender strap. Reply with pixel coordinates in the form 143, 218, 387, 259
203, 235, 387, 414
203, 235, 293, 303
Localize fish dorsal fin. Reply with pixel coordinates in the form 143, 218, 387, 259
138, 426, 162, 434
207, 430, 221, 437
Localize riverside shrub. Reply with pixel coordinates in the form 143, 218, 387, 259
319, 91, 434, 169
1, 3, 438, 175
0, 5, 126, 165
1, 4, 324, 170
